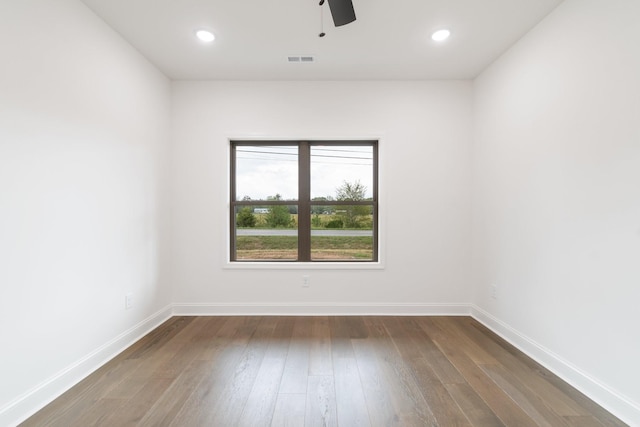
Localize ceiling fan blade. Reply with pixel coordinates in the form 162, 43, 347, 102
327, 0, 356, 26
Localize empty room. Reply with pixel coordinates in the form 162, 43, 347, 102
1, 0, 638, 425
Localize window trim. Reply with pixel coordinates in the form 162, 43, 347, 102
229, 139, 379, 264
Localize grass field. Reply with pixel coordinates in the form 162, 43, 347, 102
246, 213, 373, 230
235, 235, 373, 260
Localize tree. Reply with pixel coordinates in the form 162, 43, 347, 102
265, 194, 293, 228
236, 207, 257, 227
266, 205, 293, 227
335, 180, 370, 228
336, 180, 367, 201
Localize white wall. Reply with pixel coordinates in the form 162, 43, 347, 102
169, 81, 473, 310
0, 1, 172, 424
472, 0, 640, 423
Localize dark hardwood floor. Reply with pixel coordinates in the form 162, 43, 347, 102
22, 316, 626, 426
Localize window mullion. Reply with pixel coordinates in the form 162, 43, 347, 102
230, 145, 237, 261
298, 142, 311, 261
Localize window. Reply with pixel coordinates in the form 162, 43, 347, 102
230, 140, 378, 262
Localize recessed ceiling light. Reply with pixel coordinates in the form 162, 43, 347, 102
196, 30, 215, 42
431, 29, 451, 42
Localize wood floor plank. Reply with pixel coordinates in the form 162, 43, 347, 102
136, 359, 214, 427
204, 316, 279, 426
480, 363, 572, 427
100, 363, 156, 400
309, 316, 332, 376
125, 316, 195, 360
236, 317, 294, 426
21, 316, 626, 427
111, 314, 216, 419
345, 316, 369, 338
97, 377, 175, 426
385, 318, 466, 384
167, 316, 265, 426
453, 317, 593, 418
438, 319, 571, 427
419, 317, 539, 427
445, 383, 506, 427
358, 317, 438, 426
19, 358, 144, 426
563, 415, 607, 427
333, 356, 372, 426
452, 318, 628, 427
431, 317, 499, 365
381, 317, 470, 426
197, 316, 261, 361
103, 318, 211, 401
279, 317, 312, 394
352, 336, 400, 426
329, 316, 355, 358
271, 393, 306, 427
61, 397, 124, 427
147, 318, 250, 425
329, 317, 371, 426
408, 357, 473, 427
403, 317, 467, 385
237, 355, 287, 427
446, 358, 538, 426
305, 375, 338, 427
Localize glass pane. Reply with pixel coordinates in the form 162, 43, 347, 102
310, 145, 373, 201
310, 205, 374, 261
235, 145, 298, 201
234, 205, 298, 260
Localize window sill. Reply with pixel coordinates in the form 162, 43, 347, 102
224, 261, 385, 270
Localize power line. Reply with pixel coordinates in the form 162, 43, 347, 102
312, 148, 372, 154
237, 149, 298, 156
237, 156, 371, 167
236, 147, 370, 154
237, 156, 298, 162
237, 149, 372, 160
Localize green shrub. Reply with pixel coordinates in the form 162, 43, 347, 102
325, 218, 344, 229
236, 207, 256, 227
265, 205, 294, 228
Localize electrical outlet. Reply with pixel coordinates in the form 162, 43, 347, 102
490, 284, 498, 300
125, 293, 133, 310
302, 275, 310, 288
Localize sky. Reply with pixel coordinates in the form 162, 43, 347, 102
235, 144, 373, 201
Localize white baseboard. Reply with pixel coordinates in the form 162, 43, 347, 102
1, 305, 173, 427
471, 305, 640, 427
171, 302, 472, 316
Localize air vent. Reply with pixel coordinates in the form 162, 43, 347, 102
287, 55, 315, 63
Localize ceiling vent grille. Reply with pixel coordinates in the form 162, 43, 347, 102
287, 55, 315, 63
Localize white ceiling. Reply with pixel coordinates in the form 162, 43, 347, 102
81, 0, 564, 80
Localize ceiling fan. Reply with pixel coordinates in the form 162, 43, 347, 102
321, 0, 356, 26
318, 0, 356, 36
